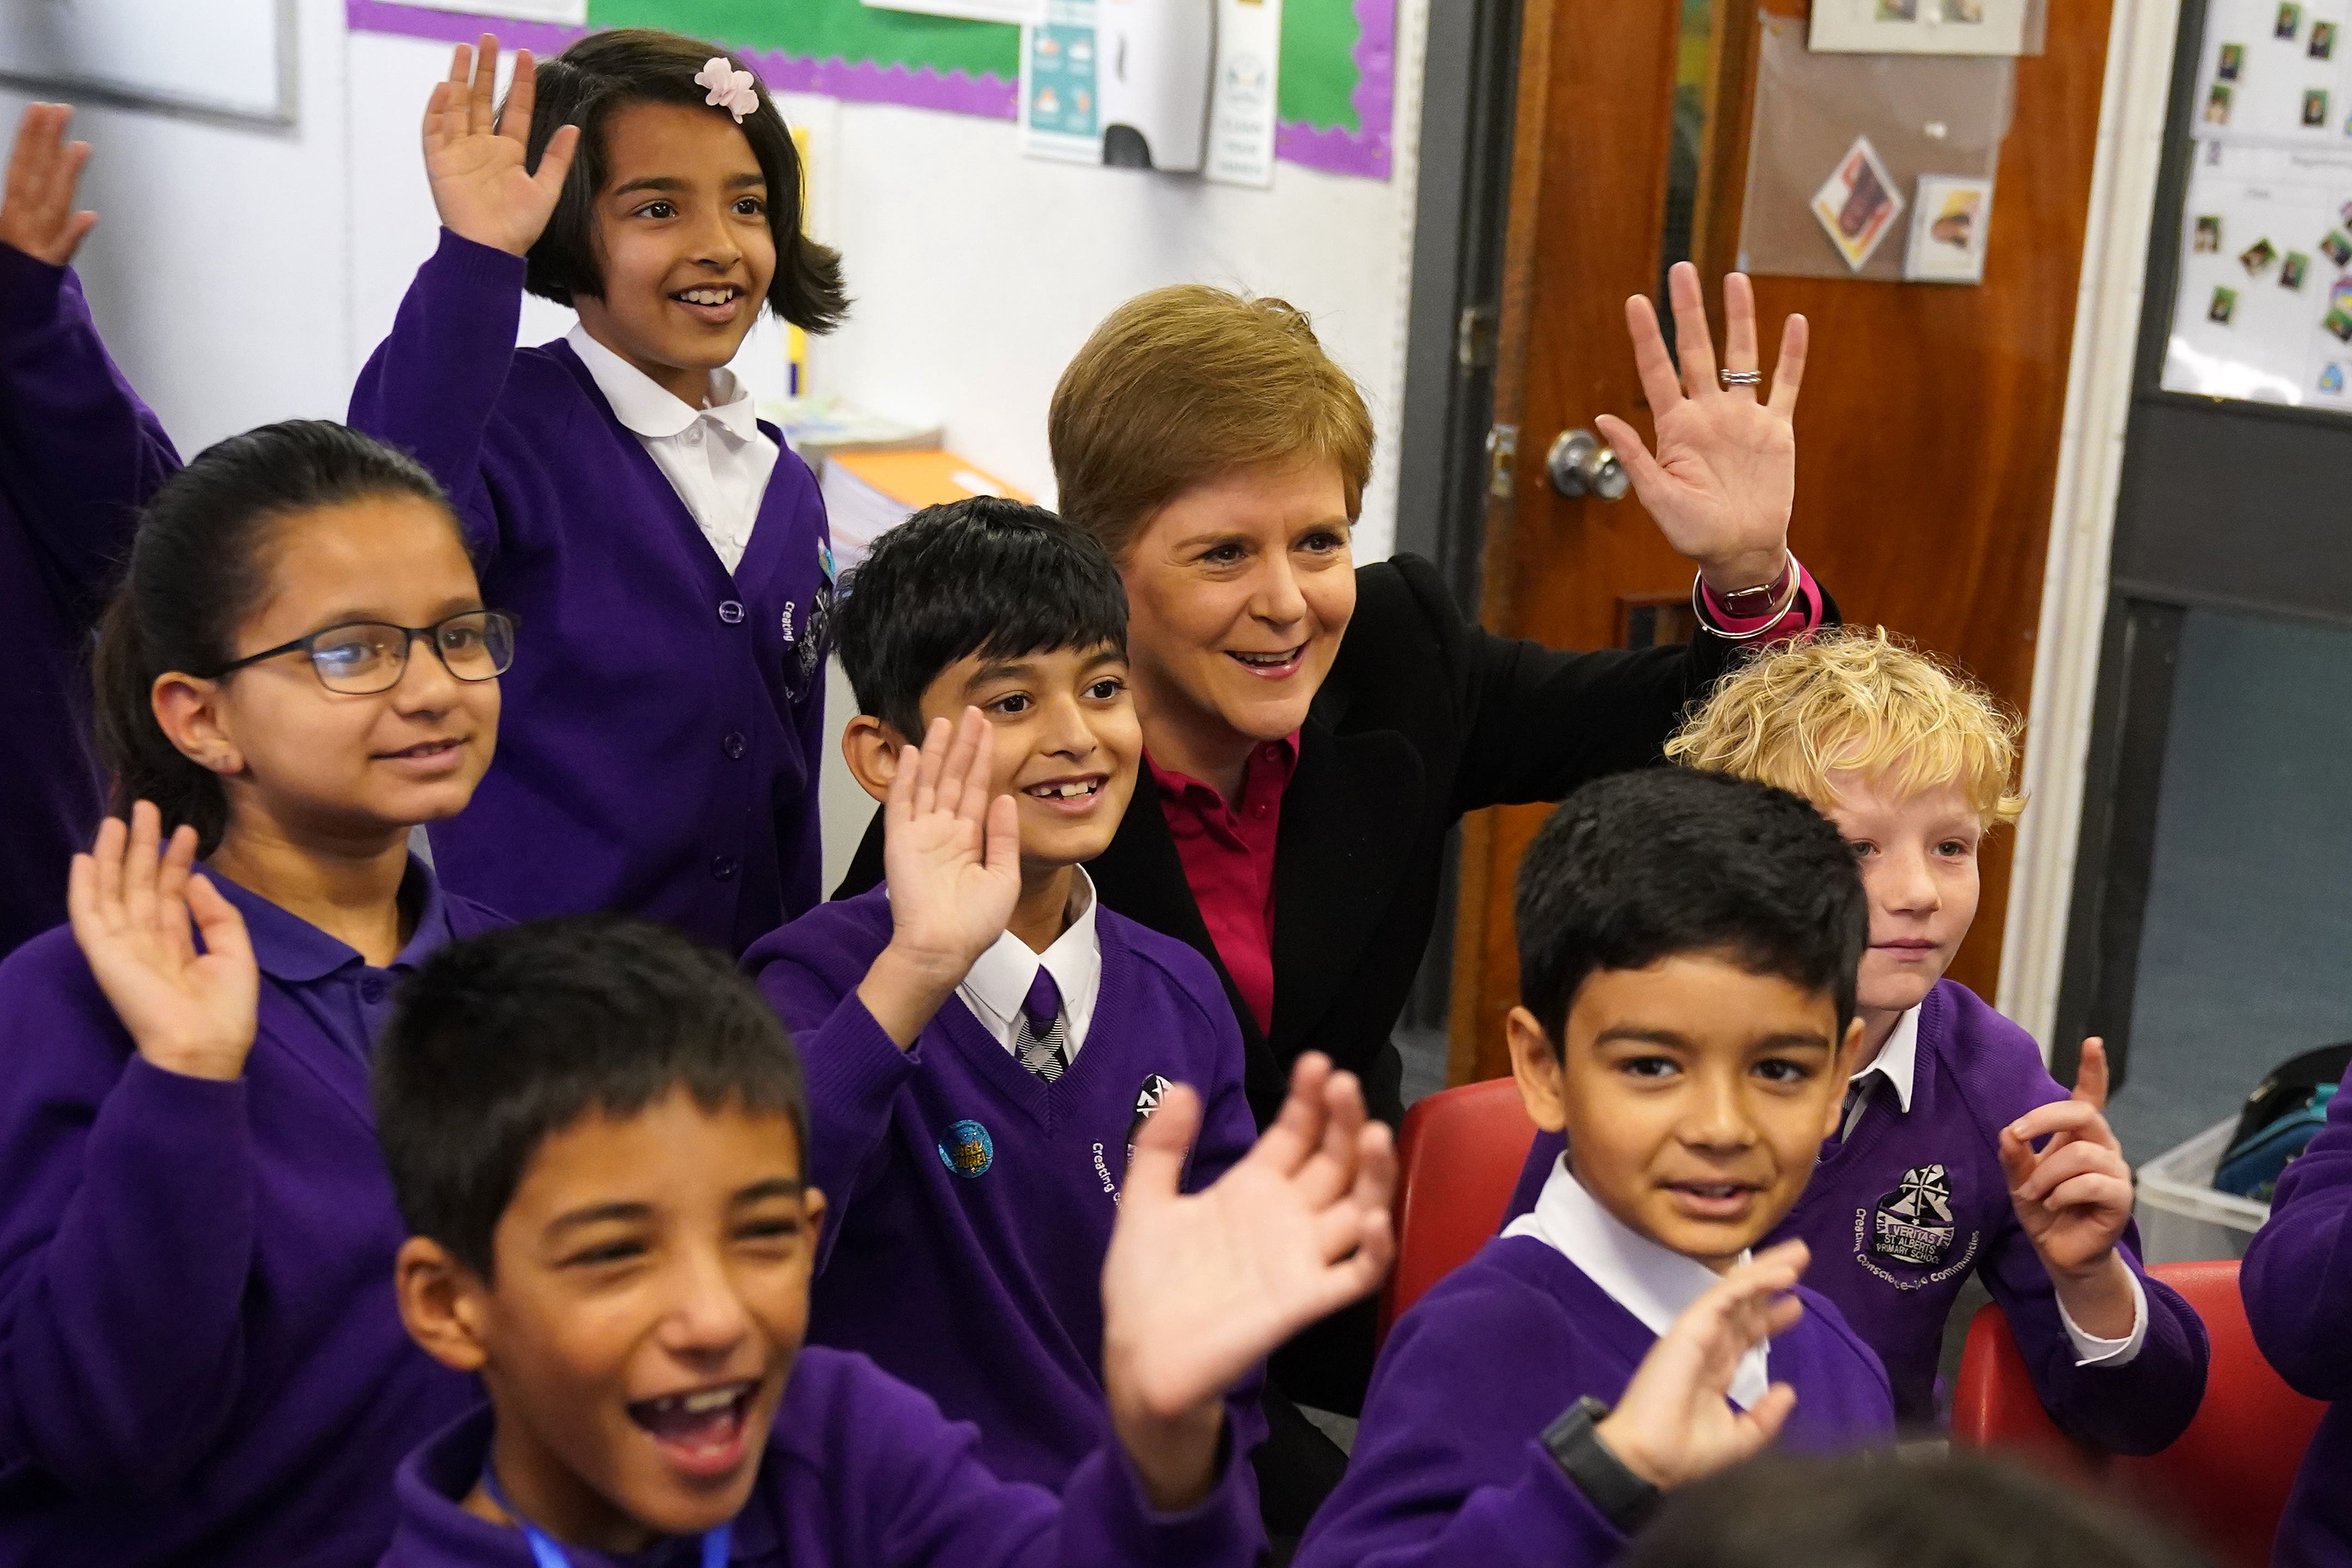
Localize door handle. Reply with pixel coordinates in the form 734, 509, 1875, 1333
1546, 429, 1628, 501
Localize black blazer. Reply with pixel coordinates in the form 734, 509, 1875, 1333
838, 552, 1831, 1413
841, 552, 1830, 1128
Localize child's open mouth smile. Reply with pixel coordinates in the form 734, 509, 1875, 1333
625, 1377, 760, 1481
374, 735, 469, 779
1225, 643, 1308, 680
669, 283, 747, 326
1022, 773, 1111, 817
1660, 1177, 1765, 1223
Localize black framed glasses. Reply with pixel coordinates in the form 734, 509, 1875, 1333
210, 610, 518, 695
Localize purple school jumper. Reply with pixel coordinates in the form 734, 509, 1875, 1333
0, 861, 496, 1566
1504, 979, 2209, 1450
742, 886, 1266, 1494
378, 1347, 1260, 1568
349, 231, 833, 953
0, 245, 180, 957
1293, 1236, 1894, 1568
2242, 1058, 2352, 1568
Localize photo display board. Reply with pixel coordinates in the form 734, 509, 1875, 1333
2163, 0, 2352, 409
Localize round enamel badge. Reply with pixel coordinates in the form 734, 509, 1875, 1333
938, 1119, 994, 1178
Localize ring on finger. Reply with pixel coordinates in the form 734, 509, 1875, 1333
1719, 368, 1764, 387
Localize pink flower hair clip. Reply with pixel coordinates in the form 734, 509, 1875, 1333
695, 57, 760, 123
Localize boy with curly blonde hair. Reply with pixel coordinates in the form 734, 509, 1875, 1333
1506, 629, 2208, 1451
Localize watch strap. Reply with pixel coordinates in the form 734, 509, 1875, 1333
1541, 1395, 1663, 1534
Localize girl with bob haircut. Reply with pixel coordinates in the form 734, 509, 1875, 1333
352, 29, 849, 955
1508, 627, 2212, 1454
848, 262, 1840, 1527
0, 421, 513, 1565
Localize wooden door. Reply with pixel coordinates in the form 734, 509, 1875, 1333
1447, 0, 2118, 1086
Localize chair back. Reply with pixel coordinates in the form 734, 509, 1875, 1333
1953, 1259, 2327, 1568
1377, 1077, 1538, 1347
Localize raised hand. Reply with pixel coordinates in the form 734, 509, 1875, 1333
1101, 1054, 1396, 1508
857, 708, 1022, 1048
1599, 262, 1807, 594
0, 104, 99, 266
422, 36, 580, 258
2001, 1037, 2135, 1286
66, 803, 259, 1083
1593, 1240, 1809, 1490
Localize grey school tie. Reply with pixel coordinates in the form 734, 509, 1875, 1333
1014, 968, 1069, 1083
1837, 1069, 1886, 1145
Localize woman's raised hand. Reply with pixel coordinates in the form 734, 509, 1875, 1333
0, 103, 99, 267
1599, 262, 1807, 595
66, 803, 259, 1083
422, 35, 580, 259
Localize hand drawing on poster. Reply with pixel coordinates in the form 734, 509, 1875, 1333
1811, 137, 1905, 273
1905, 174, 1994, 282
1807, 0, 2035, 56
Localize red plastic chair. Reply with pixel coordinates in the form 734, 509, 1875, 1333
1377, 1076, 1539, 1348
1952, 1259, 2327, 1568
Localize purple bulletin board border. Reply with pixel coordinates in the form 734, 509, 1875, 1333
343, 0, 1394, 179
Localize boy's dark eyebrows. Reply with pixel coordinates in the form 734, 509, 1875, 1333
545, 1200, 653, 1235
1591, 1026, 1692, 1049
732, 1177, 806, 1204
1751, 1030, 1834, 1053
963, 658, 1038, 688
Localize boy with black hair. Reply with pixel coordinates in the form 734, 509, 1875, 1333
739, 498, 1265, 1493
1296, 770, 1895, 1566
373, 915, 1396, 1567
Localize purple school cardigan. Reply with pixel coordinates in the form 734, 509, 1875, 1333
743, 887, 1266, 1496
377, 1348, 1261, 1568
1504, 979, 2209, 1450
2243, 1058, 2352, 1568
349, 230, 833, 953
0, 862, 497, 1566
0, 245, 181, 956
1294, 1235, 1894, 1567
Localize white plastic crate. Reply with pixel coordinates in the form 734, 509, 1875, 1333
2133, 1115, 2271, 1263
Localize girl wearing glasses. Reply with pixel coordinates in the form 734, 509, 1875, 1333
0, 421, 510, 1566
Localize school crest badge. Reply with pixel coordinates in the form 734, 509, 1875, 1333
1126, 1073, 1174, 1163
938, 1118, 995, 1179
1871, 1164, 1956, 1266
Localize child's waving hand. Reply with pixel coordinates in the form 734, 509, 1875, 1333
66, 802, 258, 1083
2001, 1038, 2140, 1340
422, 35, 579, 259
1600, 263, 1806, 595
1595, 1240, 1809, 1493
1101, 1053, 1396, 1509
0, 103, 99, 266
858, 707, 1022, 1047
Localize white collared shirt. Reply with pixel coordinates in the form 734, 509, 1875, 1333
956, 868, 1104, 1063
1856, 1002, 2147, 1366
567, 324, 779, 574
1504, 1155, 1772, 1410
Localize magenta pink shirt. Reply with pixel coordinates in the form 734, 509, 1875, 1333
1149, 735, 1299, 1037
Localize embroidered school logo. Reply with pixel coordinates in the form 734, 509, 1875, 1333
938, 1119, 995, 1179
1871, 1164, 1956, 1267
1126, 1073, 1175, 1163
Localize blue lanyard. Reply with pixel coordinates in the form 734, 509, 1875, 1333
481, 1462, 731, 1568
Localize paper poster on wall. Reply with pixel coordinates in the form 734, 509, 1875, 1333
1206, 0, 1281, 187
1808, 0, 2039, 57
1019, 0, 1103, 164
2162, 0, 2352, 409
1906, 174, 1994, 282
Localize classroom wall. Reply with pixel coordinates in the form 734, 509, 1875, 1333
5, 0, 1428, 890
7, 4, 1427, 561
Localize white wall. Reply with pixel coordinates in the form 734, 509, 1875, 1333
9, 3, 1428, 888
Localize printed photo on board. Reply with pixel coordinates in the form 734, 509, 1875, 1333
2196, 215, 2222, 252
2279, 2, 2304, 41
2284, 251, 2311, 289
2220, 41, 2245, 78
2242, 236, 2279, 274
2305, 88, 2331, 127
2315, 21, 2338, 58
2207, 81, 2234, 123
2211, 285, 2239, 324
2321, 228, 2352, 268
